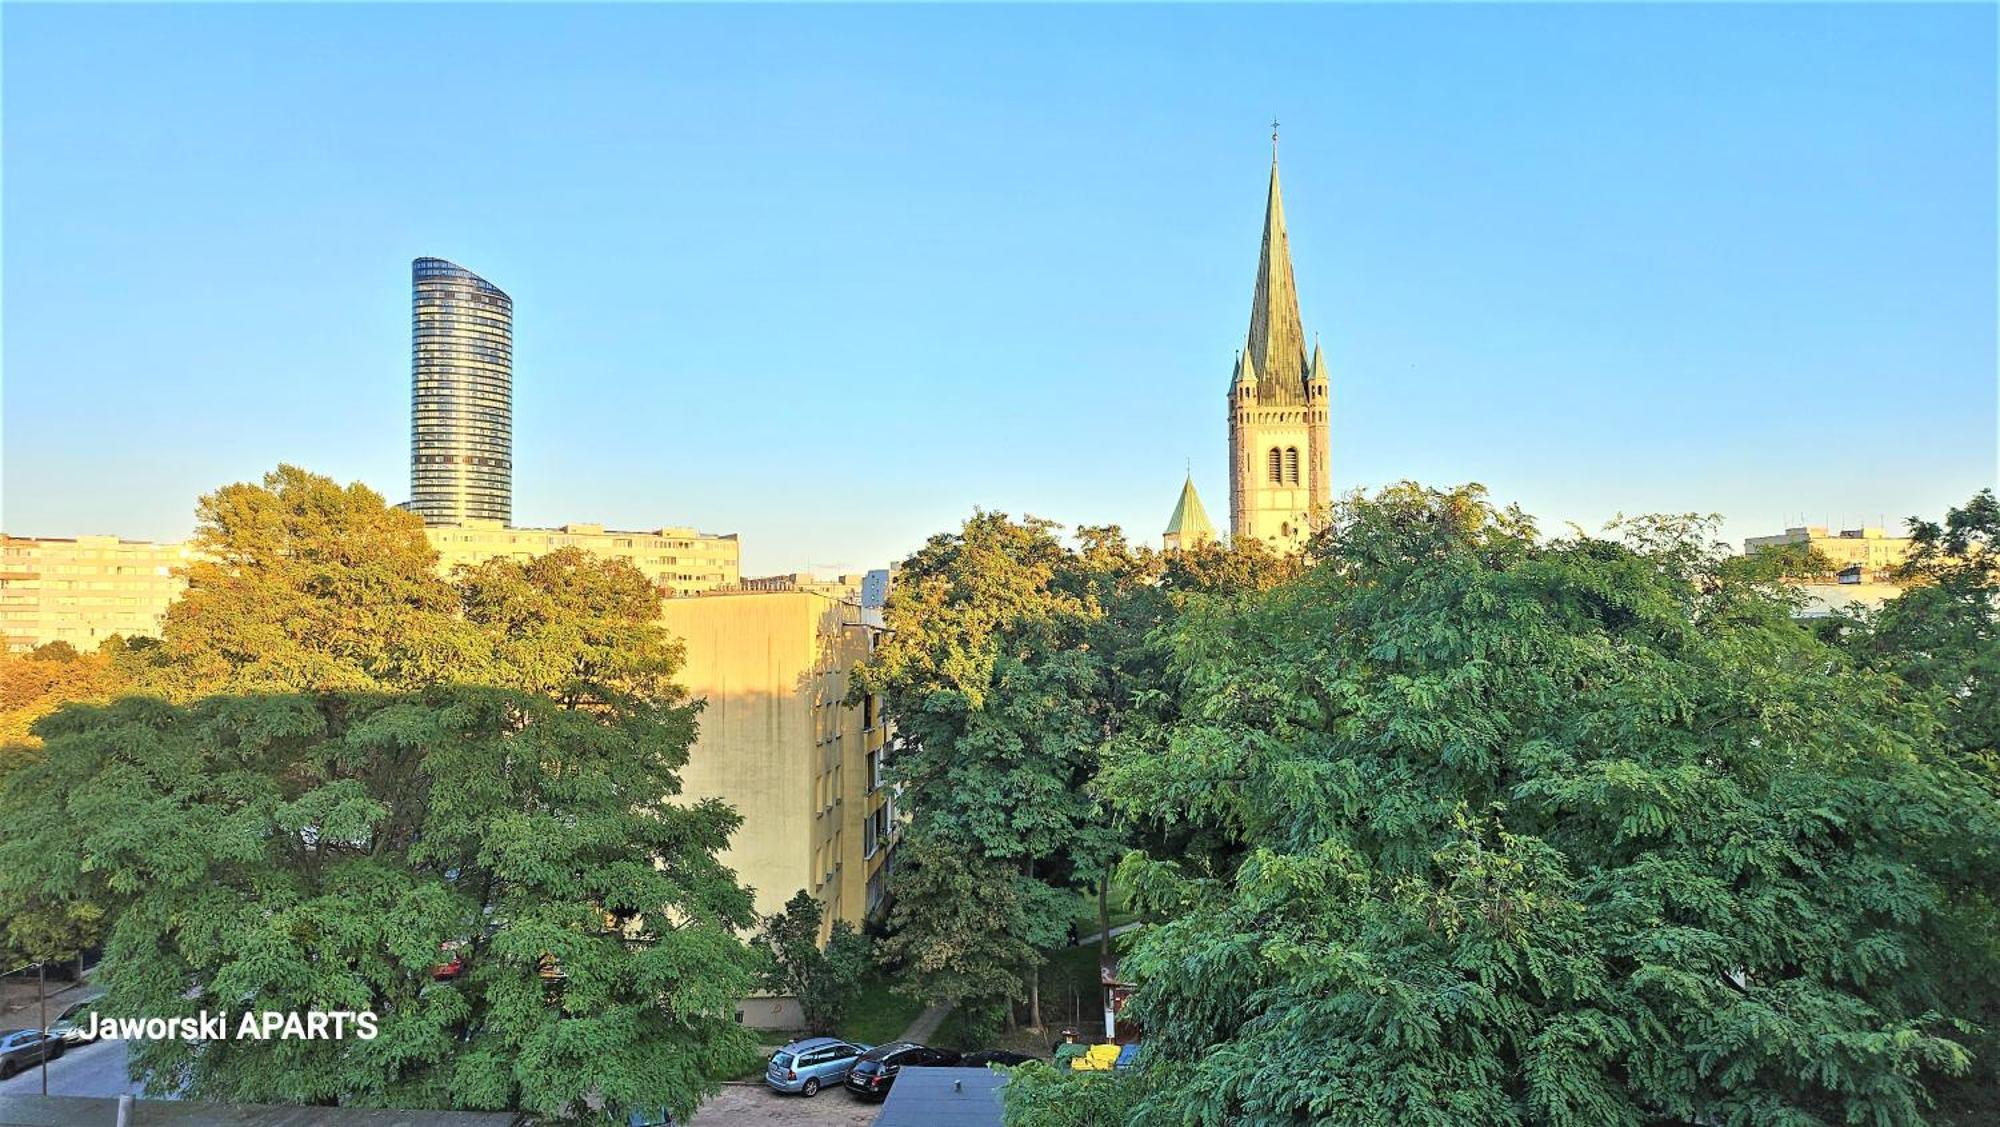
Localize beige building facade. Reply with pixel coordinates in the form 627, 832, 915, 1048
658, 580, 897, 935
425, 520, 741, 594
1743, 525, 1914, 583
0, 535, 193, 653
2, 518, 740, 653
1228, 149, 1332, 552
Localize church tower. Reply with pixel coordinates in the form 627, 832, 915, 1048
1228, 136, 1331, 550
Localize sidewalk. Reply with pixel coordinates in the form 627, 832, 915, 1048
1073, 921, 1141, 947
0, 974, 93, 1026
898, 1001, 953, 1043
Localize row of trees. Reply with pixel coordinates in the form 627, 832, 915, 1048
0, 466, 766, 1122
851, 515, 1300, 1041
854, 485, 2000, 1125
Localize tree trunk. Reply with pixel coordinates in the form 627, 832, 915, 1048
1029, 963, 1042, 1032
1098, 878, 1112, 961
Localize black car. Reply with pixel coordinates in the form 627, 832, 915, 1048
961, 1049, 1036, 1067
0, 1029, 64, 1079
842, 1040, 961, 1099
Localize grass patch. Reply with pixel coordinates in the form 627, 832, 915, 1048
931, 1006, 972, 1050
836, 969, 929, 1047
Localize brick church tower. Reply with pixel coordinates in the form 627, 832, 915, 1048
1228, 137, 1331, 550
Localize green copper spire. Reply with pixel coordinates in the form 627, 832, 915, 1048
1244, 147, 1309, 406
1163, 474, 1219, 551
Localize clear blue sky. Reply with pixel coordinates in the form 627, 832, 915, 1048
4, 4, 1994, 576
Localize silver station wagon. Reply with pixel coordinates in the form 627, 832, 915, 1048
765, 1035, 870, 1097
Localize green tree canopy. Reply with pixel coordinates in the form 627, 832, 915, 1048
1839, 489, 2000, 1118
1008, 483, 1999, 1126
0, 466, 763, 1123
753, 890, 872, 1035
0, 687, 757, 1121
854, 513, 1137, 1026
150, 464, 479, 696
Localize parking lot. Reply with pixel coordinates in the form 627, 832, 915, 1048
689, 1081, 883, 1125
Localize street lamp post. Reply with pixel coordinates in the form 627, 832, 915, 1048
37, 960, 48, 1096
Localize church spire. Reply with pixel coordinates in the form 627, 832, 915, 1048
1163, 473, 1218, 552
1245, 139, 1309, 405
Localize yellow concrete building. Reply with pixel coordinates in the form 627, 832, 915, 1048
1743, 525, 1914, 583
425, 520, 741, 594
658, 578, 897, 935
0, 535, 193, 653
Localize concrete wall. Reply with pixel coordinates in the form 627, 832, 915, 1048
735, 994, 806, 1031
659, 589, 897, 934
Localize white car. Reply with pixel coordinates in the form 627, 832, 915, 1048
47, 996, 104, 1045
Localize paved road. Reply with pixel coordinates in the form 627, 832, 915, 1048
0, 1038, 135, 1098
2, 1040, 881, 1124
689, 1083, 880, 1126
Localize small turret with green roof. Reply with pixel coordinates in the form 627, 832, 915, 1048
1163, 474, 1219, 552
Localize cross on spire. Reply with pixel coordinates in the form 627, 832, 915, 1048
1270, 118, 1280, 159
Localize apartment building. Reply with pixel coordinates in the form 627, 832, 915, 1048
0, 535, 192, 653
658, 578, 898, 936
426, 520, 741, 594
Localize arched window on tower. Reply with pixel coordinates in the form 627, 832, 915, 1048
1284, 447, 1300, 485
1268, 448, 1283, 484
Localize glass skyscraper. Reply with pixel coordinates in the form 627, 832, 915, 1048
409, 257, 513, 526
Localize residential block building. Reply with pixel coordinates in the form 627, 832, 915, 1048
1743, 525, 1915, 583
425, 520, 741, 594
0, 535, 192, 653
658, 578, 898, 936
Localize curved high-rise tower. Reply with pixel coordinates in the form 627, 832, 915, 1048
409, 256, 512, 526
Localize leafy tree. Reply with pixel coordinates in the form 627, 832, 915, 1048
1840, 490, 2000, 1119
871, 837, 1065, 1038
0, 643, 132, 759
0, 466, 763, 1123
753, 890, 872, 1035
1001, 1060, 1145, 1127
0, 688, 757, 1121
1848, 489, 1998, 775
1010, 483, 1997, 1126
0, 640, 149, 964
148, 464, 479, 697
854, 513, 1131, 1027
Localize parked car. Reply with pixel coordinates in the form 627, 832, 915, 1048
843, 1041, 961, 1100
765, 1036, 870, 1097
960, 1049, 1036, 1067
624, 1110, 676, 1126
48, 996, 105, 1044
0, 1029, 63, 1079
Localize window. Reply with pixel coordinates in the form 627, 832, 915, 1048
865, 806, 887, 859
1285, 447, 1300, 485
1268, 448, 1283, 483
